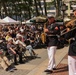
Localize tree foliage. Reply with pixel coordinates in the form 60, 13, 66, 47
0, 0, 54, 20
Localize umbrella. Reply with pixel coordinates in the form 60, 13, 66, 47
35, 16, 47, 23
26, 17, 36, 24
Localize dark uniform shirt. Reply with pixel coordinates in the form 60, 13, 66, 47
68, 41, 76, 56
46, 23, 60, 47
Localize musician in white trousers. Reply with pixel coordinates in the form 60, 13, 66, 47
44, 16, 60, 74
68, 56, 76, 75
68, 40, 76, 75
47, 46, 57, 70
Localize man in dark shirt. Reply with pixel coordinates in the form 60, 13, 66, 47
44, 16, 60, 74
68, 37, 76, 75
63, 24, 76, 75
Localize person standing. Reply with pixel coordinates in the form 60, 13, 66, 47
63, 21, 76, 75
68, 35, 76, 75
44, 16, 60, 73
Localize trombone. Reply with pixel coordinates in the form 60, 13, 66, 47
60, 18, 76, 36
60, 26, 76, 36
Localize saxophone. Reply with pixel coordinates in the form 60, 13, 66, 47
41, 22, 47, 44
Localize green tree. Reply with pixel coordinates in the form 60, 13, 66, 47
0, 0, 8, 16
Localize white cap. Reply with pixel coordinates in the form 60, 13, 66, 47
47, 14, 55, 18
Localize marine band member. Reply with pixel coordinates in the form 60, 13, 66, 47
44, 16, 60, 74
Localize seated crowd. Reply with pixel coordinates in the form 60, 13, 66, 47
0, 24, 44, 72
0, 23, 70, 72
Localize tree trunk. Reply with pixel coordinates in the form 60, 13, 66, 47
56, 0, 61, 17
28, 0, 31, 19
43, 0, 47, 16
38, 0, 43, 15
34, 0, 39, 16
2, 1, 7, 16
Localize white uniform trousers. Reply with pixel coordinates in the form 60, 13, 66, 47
47, 46, 57, 70
68, 55, 76, 75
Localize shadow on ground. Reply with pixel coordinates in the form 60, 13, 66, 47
23, 56, 41, 62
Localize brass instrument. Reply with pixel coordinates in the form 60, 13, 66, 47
60, 26, 76, 36
41, 22, 47, 44
60, 18, 76, 36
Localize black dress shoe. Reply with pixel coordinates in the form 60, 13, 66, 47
53, 68, 57, 70
44, 69, 53, 73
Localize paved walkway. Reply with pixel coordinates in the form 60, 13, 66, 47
0, 46, 69, 75
51, 54, 68, 75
